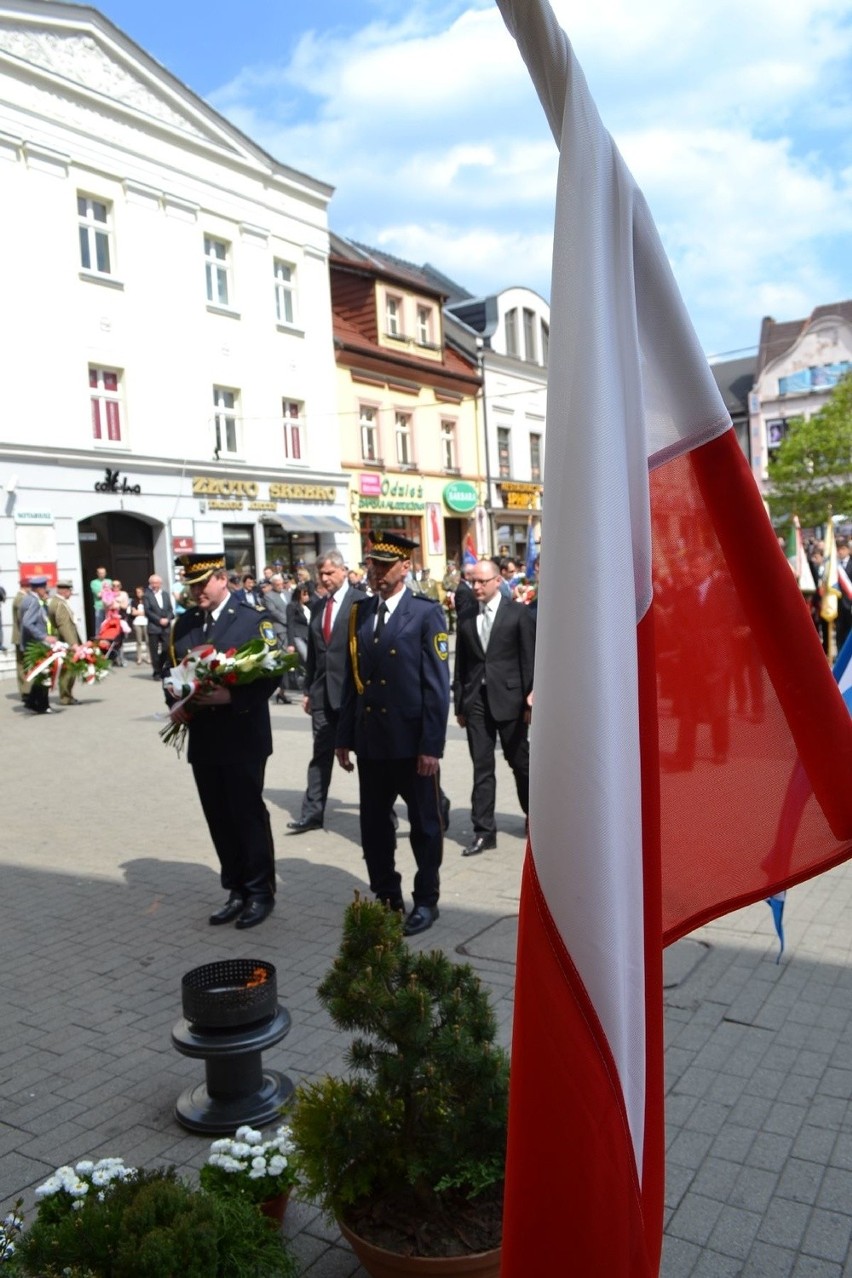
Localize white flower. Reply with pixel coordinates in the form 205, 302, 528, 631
236, 1126, 263, 1146
34, 1177, 61, 1200
75, 1160, 94, 1176
268, 1156, 286, 1176
209, 1139, 232, 1154
250, 1156, 266, 1171
230, 1142, 252, 1158
71, 1200, 85, 1212
248, 1167, 266, 1180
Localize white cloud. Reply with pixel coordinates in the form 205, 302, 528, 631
211, 0, 852, 352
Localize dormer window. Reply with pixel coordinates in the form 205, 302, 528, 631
386, 295, 402, 337
417, 305, 433, 346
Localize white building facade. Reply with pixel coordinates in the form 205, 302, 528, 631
749, 303, 852, 490
446, 286, 548, 564
0, 1, 347, 636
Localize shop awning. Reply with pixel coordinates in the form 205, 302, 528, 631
266, 510, 352, 533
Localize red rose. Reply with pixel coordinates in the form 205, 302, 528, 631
225, 647, 237, 657
224, 672, 238, 685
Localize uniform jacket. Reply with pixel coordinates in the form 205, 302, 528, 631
18, 592, 49, 647
143, 587, 174, 632
303, 584, 358, 714
337, 589, 450, 760
262, 588, 289, 644
48, 596, 81, 646
453, 597, 536, 721
169, 600, 278, 766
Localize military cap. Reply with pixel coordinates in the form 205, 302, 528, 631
365, 530, 419, 562
175, 553, 227, 585
55, 579, 73, 590
28, 575, 49, 587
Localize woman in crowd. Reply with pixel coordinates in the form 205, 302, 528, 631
129, 585, 148, 663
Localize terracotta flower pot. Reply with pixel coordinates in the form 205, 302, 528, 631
259, 1189, 291, 1228
338, 1219, 501, 1278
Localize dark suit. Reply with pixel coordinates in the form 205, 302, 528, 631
337, 590, 450, 909
453, 578, 478, 624
298, 585, 358, 824
453, 598, 535, 836
143, 587, 174, 674
171, 601, 279, 903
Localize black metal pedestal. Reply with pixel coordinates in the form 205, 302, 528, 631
171, 1005, 293, 1133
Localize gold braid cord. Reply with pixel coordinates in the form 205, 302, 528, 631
348, 602, 364, 695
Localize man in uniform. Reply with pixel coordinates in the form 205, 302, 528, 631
335, 531, 450, 936
49, 580, 83, 705
288, 550, 358, 833
167, 553, 280, 929
11, 577, 29, 701
18, 576, 53, 714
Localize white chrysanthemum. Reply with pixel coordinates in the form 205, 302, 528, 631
209, 1139, 232, 1154
248, 1167, 266, 1180
268, 1156, 286, 1176
71, 1199, 85, 1211
230, 1142, 252, 1158
75, 1160, 94, 1176
34, 1177, 61, 1200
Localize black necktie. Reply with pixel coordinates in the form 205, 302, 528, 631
376, 602, 388, 635
203, 610, 213, 635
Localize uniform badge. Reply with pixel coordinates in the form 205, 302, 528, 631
259, 619, 276, 646
434, 633, 449, 660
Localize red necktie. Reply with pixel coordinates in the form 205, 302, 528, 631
322, 596, 334, 643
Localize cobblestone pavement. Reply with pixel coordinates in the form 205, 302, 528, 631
1, 655, 851, 1276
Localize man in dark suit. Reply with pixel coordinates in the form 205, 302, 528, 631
143, 573, 174, 677
232, 573, 259, 607
288, 551, 358, 833
336, 531, 450, 936
453, 560, 535, 856
167, 554, 280, 929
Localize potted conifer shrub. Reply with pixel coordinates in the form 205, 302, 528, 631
290, 896, 509, 1277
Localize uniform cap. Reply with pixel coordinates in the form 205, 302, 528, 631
55, 579, 73, 590
28, 575, 49, 587
175, 554, 226, 585
365, 530, 419, 562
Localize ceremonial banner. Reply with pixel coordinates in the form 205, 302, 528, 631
496, 0, 852, 1272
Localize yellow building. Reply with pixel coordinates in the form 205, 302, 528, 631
330, 236, 483, 573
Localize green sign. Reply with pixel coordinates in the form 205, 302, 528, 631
443, 481, 477, 514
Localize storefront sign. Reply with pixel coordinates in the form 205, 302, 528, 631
94, 467, 141, 495
357, 472, 425, 513
442, 480, 477, 514
191, 475, 335, 506
14, 510, 53, 524
172, 535, 195, 553
498, 481, 542, 510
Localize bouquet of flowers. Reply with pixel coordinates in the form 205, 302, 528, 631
200, 1125, 298, 1206
160, 638, 298, 754
23, 640, 110, 689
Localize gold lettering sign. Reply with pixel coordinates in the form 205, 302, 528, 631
269, 483, 335, 501
192, 476, 258, 499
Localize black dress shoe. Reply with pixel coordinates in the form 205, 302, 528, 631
403, 904, 439, 936
208, 893, 245, 925
440, 793, 451, 833
462, 834, 497, 858
235, 898, 275, 930
286, 818, 323, 834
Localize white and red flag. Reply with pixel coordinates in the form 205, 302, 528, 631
495, 0, 852, 1273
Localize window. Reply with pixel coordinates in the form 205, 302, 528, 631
541, 320, 549, 367
360, 406, 379, 462
204, 236, 231, 306
417, 305, 433, 346
78, 195, 112, 274
395, 412, 413, 465
497, 427, 511, 479
505, 308, 518, 358
213, 386, 240, 457
90, 367, 122, 442
530, 433, 542, 482
386, 295, 402, 337
523, 309, 537, 362
441, 420, 456, 470
274, 259, 296, 326
282, 399, 303, 460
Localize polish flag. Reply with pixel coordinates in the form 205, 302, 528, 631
495, 1, 852, 1273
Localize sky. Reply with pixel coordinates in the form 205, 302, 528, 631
93, 0, 852, 361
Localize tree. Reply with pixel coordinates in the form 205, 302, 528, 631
767, 374, 852, 530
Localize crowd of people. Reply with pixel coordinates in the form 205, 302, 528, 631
7, 545, 540, 939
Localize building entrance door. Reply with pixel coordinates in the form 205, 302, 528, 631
79, 513, 155, 636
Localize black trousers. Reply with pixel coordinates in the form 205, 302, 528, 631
300, 702, 338, 823
192, 757, 276, 900
465, 687, 530, 835
148, 628, 170, 674
24, 681, 50, 713
357, 757, 443, 908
